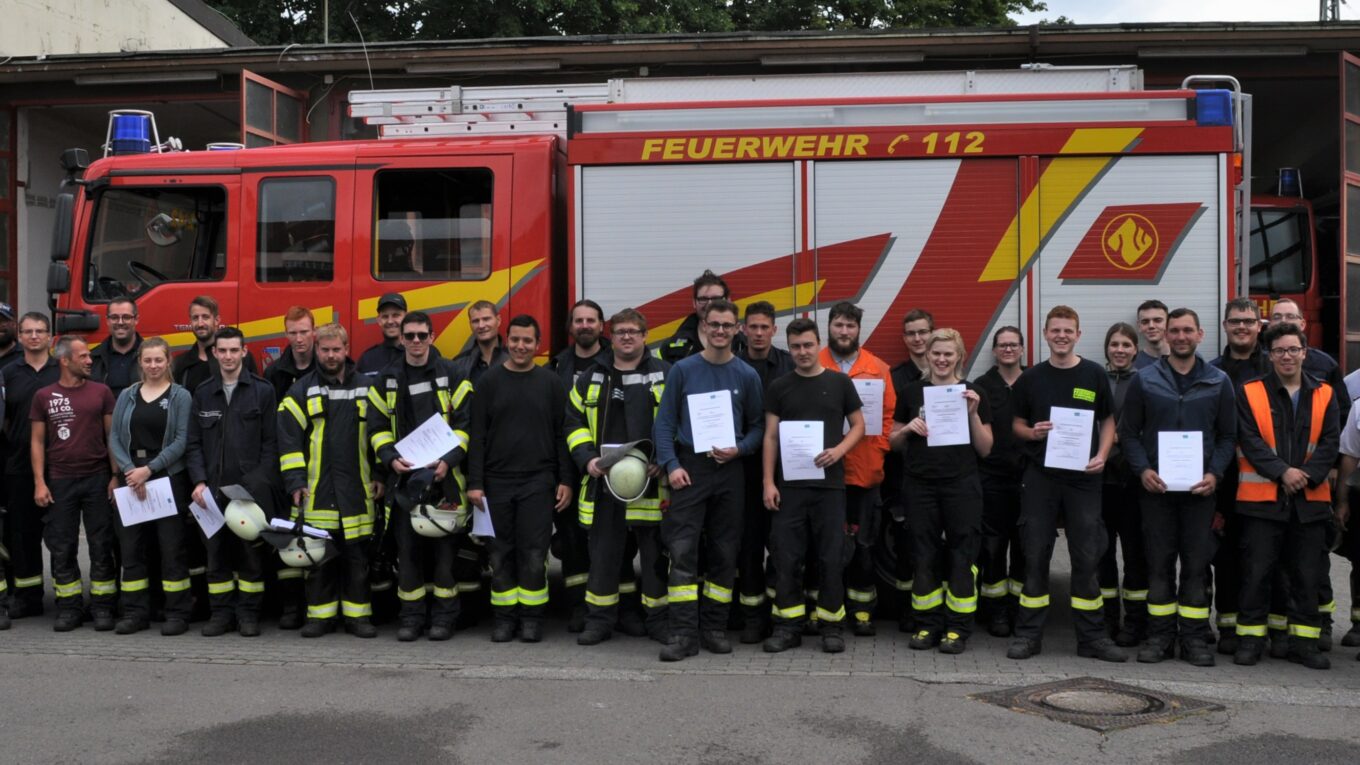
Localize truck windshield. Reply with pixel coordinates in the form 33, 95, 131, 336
1248, 207, 1310, 295
83, 186, 227, 302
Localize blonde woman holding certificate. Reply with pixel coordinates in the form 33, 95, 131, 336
890, 329, 992, 654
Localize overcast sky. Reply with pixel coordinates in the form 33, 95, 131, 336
1012, 0, 1360, 24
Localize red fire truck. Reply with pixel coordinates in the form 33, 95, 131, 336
47, 66, 1247, 376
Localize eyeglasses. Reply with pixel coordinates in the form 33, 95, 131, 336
706, 322, 738, 332
107, 314, 137, 323
1224, 318, 1258, 327
612, 328, 643, 338
402, 331, 431, 342
695, 295, 725, 304
1271, 313, 1303, 322
1269, 346, 1305, 358
995, 343, 1022, 350
904, 329, 931, 338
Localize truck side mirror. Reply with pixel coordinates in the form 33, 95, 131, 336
50, 192, 74, 262
59, 148, 89, 178
46, 261, 70, 294
54, 310, 100, 334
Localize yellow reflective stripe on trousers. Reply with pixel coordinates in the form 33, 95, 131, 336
1320, 599, 1336, 614
912, 587, 944, 611
1070, 594, 1103, 611
816, 606, 845, 623
490, 589, 518, 607
1177, 604, 1210, 620
702, 581, 733, 603
54, 580, 82, 598
1268, 614, 1288, 630
1147, 602, 1177, 617
585, 590, 619, 607
1216, 612, 1238, 628
236, 579, 263, 594
669, 584, 698, 603
277, 567, 304, 581
398, 586, 430, 602
90, 580, 117, 596
564, 573, 589, 589
1100, 588, 1119, 600
739, 592, 766, 607
433, 587, 458, 599
1007, 579, 1024, 597
846, 588, 877, 603
894, 578, 914, 592
1121, 588, 1148, 602
772, 603, 806, 619
308, 601, 339, 619
1289, 624, 1321, 639
120, 578, 149, 593
979, 581, 1008, 599
1235, 623, 1267, 637
163, 578, 192, 593
341, 600, 372, 618
518, 586, 549, 607
208, 581, 236, 595
15, 575, 43, 589
946, 590, 978, 614
618, 581, 638, 595
1019, 593, 1049, 609
642, 594, 668, 609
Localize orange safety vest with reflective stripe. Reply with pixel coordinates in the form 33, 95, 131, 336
1236, 379, 1332, 503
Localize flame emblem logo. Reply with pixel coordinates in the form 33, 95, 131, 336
1101, 213, 1159, 270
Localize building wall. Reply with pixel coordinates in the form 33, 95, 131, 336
16, 108, 88, 316
3, 0, 232, 56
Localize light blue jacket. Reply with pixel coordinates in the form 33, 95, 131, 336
110, 382, 192, 476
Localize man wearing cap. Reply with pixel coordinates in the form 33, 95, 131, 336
90, 298, 143, 399
366, 310, 472, 642
565, 307, 671, 645
265, 306, 317, 401
187, 326, 281, 637
359, 293, 409, 375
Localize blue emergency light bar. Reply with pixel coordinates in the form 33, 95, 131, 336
1195, 89, 1234, 127
110, 113, 152, 155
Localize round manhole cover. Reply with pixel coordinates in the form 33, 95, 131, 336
1039, 690, 1159, 715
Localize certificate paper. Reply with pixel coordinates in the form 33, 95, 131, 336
396, 412, 462, 467
189, 489, 226, 539
113, 477, 179, 527
472, 496, 495, 538
1044, 406, 1094, 472
687, 390, 737, 452
923, 384, 970, 447
1158, 431, 1204, 492
779, 421, 825, 482
853, 379, 885, 436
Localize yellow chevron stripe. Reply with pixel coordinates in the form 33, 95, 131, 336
978, 127, 1145, 283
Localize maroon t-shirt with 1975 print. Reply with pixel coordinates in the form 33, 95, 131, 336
29, 381, 115, 479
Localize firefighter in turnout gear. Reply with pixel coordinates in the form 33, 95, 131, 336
277, 323, 381, 639
186, 327, 282, 637
366, 311, 473, 642
565, 308, 671, 645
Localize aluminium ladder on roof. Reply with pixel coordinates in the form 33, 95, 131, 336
348, 65, 1145, 139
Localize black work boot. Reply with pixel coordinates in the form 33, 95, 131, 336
659, 635, 699, 662
1233, 636, 1264, 665
1180, 637, 1216, 667
1137, 637, 1174, 663
1288, 638, 1330, 670
700, 630, 732, 654
397, 620, 423, 642
762, 630, 801, 653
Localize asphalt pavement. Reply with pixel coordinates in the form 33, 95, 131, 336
0, 534, 1357, 763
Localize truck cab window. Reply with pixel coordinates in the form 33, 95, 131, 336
373, 168, 492, 281
1249, 207, 1310, 295
83, 187, 226, 302
258, 177, 335, 283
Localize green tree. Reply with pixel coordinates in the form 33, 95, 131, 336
207, 0, 1048, 45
